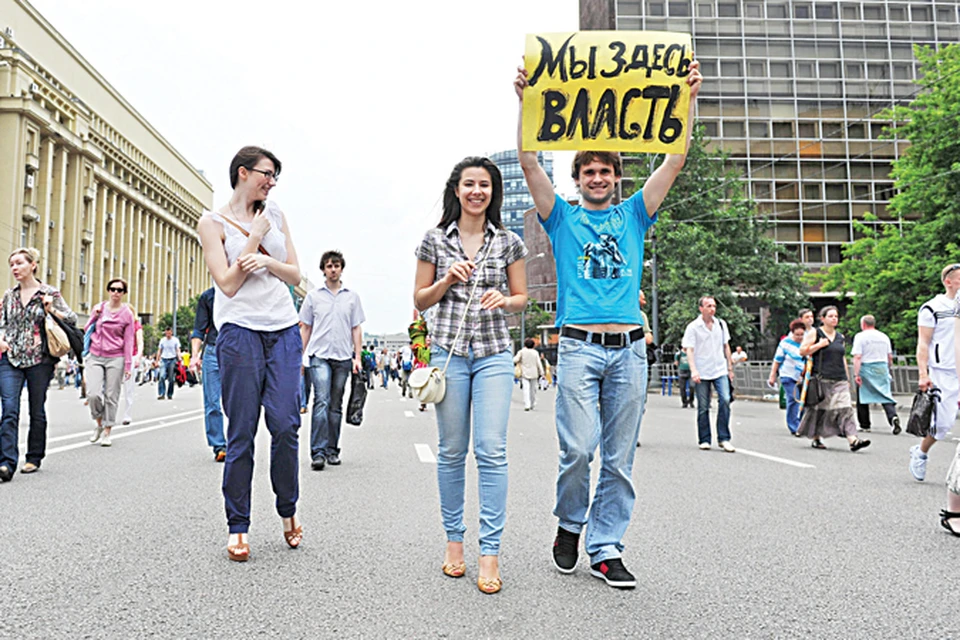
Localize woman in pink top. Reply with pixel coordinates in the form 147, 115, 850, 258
86, 278, 136, 447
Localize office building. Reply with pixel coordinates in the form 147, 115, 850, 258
582, 0, 957, 274
490, 149, 554, 239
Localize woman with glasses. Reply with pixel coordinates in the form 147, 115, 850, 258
86, 279, 136, 448
797, 306, 871, 452
414, 156, 528, 594
197, 146, 303, 562
0, 247, 77, 480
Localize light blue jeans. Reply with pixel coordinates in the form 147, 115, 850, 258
781, 377, 800, 434
554, 335, 648, 564
433, 347, 513, 556
202, 345, 225, 452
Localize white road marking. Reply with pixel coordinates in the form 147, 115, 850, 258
415, 443, 436, 463
44, 414, 203, 456
404, 411, 415, 418
22, 409, 205, 446
736, 448, 815, 469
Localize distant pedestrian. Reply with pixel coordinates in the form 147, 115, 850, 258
399, 341, 414, 398
379, 348, 390, 389
513, 338, 543, 411
768, 319, 807, 436
414, 155, 527, 594
675, 349, 692, 408
300, 250, 364, 471
197, 144, 303, 561
852, 315, 900, 435
909, 263, 960, 482
86, 279, 136, 448
190, 287, 226, 462
155, 327, 181, 400
683, 296, 736, 453
0, 247, 77, 479
797, 306, 870, 452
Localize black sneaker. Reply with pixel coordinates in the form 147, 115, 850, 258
327, 454, 341, 466
552, 527, 579, 574
311, 456, 326, 471
590, 558, 637, 589
892, 416, 902, 435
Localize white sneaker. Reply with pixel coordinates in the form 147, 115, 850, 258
100, 434, 112, 447
89, 426, 103, 444
719, 441, 736, 453
698, 442, 711, 450
909, 444, 927, 481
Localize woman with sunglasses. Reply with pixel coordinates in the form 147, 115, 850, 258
86, 279, 136, 447
0, 247, 77, 480
413, 156, 528, 594
197, 146, 303, 562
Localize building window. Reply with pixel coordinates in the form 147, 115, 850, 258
745, 2, 763, 18
724, 121, 745, 137
797, 122, 818, 138
748, 61, 766, 77
749, 122, 770, 138
846, 62, 864, 79
815, 3, 836, 19
717, 3, 739, 17
772, 122, 793, 138
770, 62, 791, 78
805, 245, 824, 263
668, 1, 691, 16
888, 5, 906, 21
696, 2, 713, 17
841, 4, 860, 20
796, 62, 815, 78
648, 1, 665, 16
794, 3, 812, 19
912, 5, 931, 21
702, 121, 720, 137
721, 61, 743, 77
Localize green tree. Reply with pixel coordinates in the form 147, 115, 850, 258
510, 298, 553, 347
819, 44, 960, 353
156, 294, 200, 352
628, 126, 808, 354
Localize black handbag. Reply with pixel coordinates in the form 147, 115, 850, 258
906, 387, 939, 438
51, 313, 85, 365
803, 328, 827, 408
346, 371, 368, 426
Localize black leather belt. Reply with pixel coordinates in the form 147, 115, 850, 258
560, 326, 644, 349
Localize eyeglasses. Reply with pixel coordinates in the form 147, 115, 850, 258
107, 287, 126, 293
247, 168, 278, 182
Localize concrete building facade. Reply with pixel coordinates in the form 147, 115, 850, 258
490, 149, 554, 239
581, 0, 958, 272
0, 0, 212, 323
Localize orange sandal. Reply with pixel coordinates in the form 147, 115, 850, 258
227, 533, 249, 562
283, 517, 303, 549
442, 561, 466, 578
477, 575, 502, 594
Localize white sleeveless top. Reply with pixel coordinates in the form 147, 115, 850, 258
204, 201, 299, 332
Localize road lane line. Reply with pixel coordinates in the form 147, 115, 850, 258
404, 411, 415, 418
22, 409, 205, 446
415, 443, 436, 463
45, 414, 203, 456
736, 448, 815, 469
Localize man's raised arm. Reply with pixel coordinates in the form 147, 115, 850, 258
515, 66, 559, 221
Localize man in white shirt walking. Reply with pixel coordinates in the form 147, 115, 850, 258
852, 315, 900, 435
682, 296, 735, 452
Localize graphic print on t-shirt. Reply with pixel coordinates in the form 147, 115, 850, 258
578, 233, 632, 280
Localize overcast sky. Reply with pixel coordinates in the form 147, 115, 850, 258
29, 0, 579, 333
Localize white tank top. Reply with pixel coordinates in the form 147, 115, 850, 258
204, 201, 299, 332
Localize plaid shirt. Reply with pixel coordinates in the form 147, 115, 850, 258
416, 221, 527, 358
0, 282, 77, 368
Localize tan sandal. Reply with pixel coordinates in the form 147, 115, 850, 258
477, 575, 502, 594
227, 533, 249, 562
442, 561, 466, 578
283, 517, 303, 549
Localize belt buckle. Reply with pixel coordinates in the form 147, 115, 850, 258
603, 332, 626, 348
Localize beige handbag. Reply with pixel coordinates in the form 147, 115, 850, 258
45, 313, 71, 358
409, 232, 499, 404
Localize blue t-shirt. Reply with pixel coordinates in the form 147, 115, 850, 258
539, 192, 656, 326
774, 336, 805, 381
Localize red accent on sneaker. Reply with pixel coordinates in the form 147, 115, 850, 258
600, 562, 608, 574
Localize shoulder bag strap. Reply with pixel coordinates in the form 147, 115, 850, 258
219, 214, 270, 256
441, 231, 500, 376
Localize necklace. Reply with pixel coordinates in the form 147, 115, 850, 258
228, 201, 251, 223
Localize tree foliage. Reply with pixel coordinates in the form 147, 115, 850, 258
150, 294, 201, 353
510, 298, 553, 347
627, 126, 808, 354
819, 44, 960, 353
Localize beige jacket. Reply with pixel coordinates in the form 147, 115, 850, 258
513, 347, 544, 379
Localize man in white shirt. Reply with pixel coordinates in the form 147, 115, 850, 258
399, 343, 414, 398
682, 296, 735, 452
910, 263, 960, 481
852, 315, 900, 435
155, 328, 181, 400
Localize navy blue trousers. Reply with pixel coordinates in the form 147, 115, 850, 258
218, 323, 302, 534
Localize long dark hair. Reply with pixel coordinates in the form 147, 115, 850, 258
436, 157, 504, 230
229, 146, 282, 214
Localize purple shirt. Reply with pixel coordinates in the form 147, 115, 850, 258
85, 303, 135, 372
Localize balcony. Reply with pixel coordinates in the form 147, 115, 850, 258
83, 186, 96, 202
25, 153, 39, 171
22, 204, 39, 223
81, 228, 94, 245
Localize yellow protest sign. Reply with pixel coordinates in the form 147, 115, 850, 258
522, 31, 693, 154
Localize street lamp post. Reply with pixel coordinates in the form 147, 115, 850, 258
521, 252, 546, 346
156, 242, 178, 335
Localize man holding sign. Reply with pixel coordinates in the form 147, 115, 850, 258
515, 33, 701, 590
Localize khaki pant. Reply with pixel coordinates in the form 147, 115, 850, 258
86, 354, 125, 427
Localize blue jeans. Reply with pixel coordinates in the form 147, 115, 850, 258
554, 335, 648, 564
0, 355, 55, 470
308, 356, 352, 460
202, 345, 225, 452
781, 377, 800, 434
695, 376, 732, 444
433, 347, 513, 556
218, 323, 302, 534
300, 369, 312, 411
157, 357, 177, 398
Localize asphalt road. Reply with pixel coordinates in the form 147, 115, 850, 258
0, 379, 958, 639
